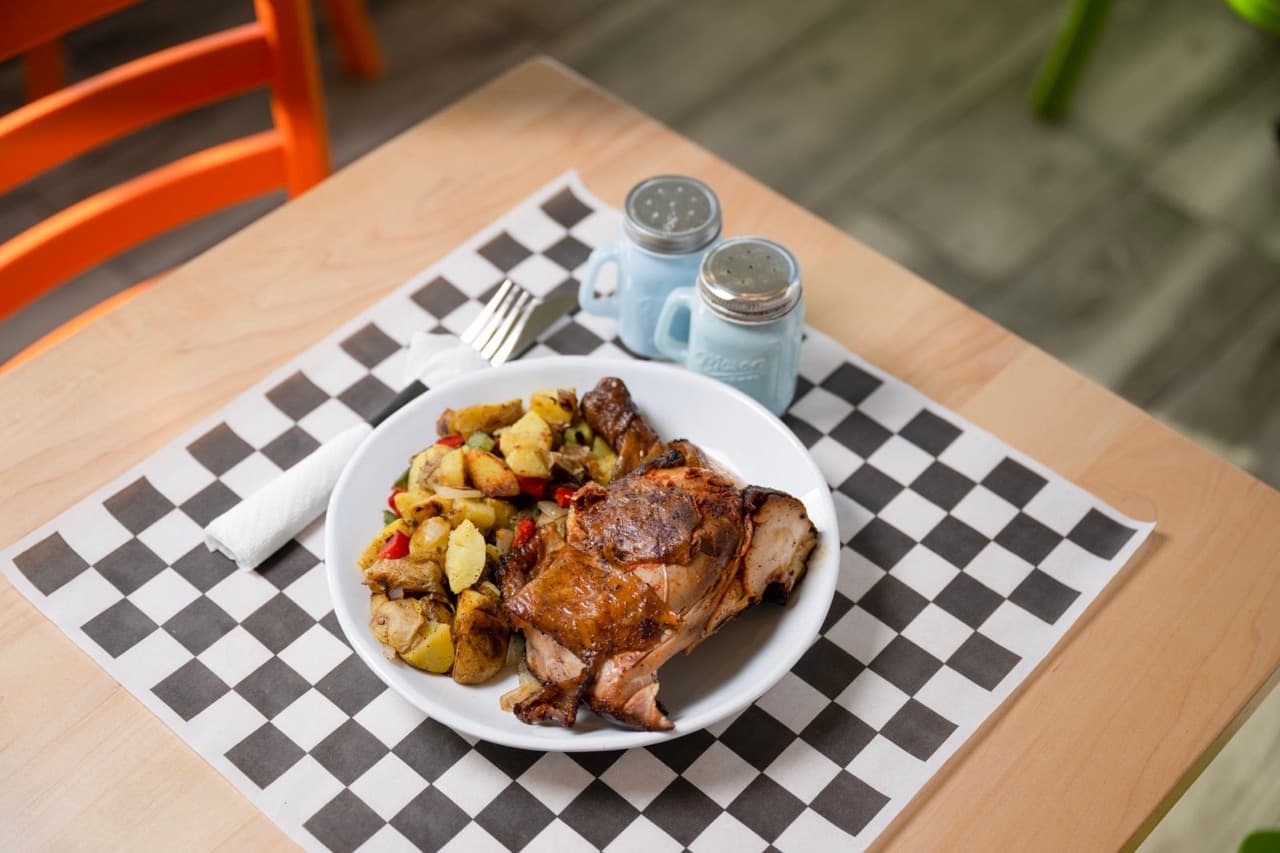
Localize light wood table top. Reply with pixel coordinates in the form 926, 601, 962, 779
2, 58, 1278, 851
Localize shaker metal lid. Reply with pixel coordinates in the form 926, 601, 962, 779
697, 236, 802, 324
623, 175, 721, 254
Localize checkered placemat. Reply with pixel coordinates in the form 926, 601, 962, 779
2, 172, 1153, 852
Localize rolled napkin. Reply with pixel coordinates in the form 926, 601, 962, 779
204, 334, 489, 570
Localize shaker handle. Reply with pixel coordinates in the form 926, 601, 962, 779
578, 242, 622, 319
654, 287, 695, 363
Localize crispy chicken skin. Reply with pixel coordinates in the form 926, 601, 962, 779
498, 379, 819, 731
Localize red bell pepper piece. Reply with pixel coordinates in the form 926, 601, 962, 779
435, 433, 465, 448
387, 488, 406, 515
512, 518, 536, 549
517, 476, 547, 499
378, 530, 410, 560
553, 486, 575, 508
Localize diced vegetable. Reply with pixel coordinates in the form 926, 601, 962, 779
554, 486, 575, 508
437, 399, 524, 437
410, 516, 452, 564
382, 509, 397, 525
451, 584, 510, 684
465, 430, 495, 452
399, 620, 454, 673
588, 436, 618, 484
370, 597, 454, 673
387, 488, 406, 514
498, 411, 553, 478
512, 518, 536, 549
435, 433, 465, 448
378, 530, 410, 560
408, 444, 450, 491
445, 520, 486, 593
489, 498, 515, 531
359, 519, 409, 570
429, 447, 467, 488
393, 468, 410, 490
394, 489, 438, 524
516, 476, 547, 499
462, 448, 519, 497
530, 388, 577, 429
563, 423, 593, 445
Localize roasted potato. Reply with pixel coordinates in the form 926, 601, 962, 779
369, 597, 454, 673
437, 399, 523, 437
399, 621, 454, 672
429, 447, 467, 488
498, 411, 553, 478
393, 489, 438, 524
451, 583, 510, 684
408, 444, 450, 491
488, 498, 516, 531
462, 448, 519, 497
445, 519, 486, 592
358, 519, 409, 571
410, 516, 452, 564
530, 388, 577, 429
586, 436, 619, 485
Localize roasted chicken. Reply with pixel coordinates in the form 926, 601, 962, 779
498, 377, 818, 730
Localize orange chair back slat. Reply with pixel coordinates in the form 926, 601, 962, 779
0, 132, 286, 314
1, 0, 139, 58
0, 0, 330, 326
0, 24, 274, 195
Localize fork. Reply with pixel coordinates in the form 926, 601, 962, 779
460, 279, 538, 366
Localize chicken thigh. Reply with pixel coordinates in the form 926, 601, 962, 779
498, 379, 818, 730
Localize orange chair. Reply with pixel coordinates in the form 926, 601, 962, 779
23, 0, 383, 101
0, 0, 331, 368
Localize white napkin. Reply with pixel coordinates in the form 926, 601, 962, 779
204, 334, 488, 570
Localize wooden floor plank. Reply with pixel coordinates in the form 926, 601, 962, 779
860, 69, 1124, 280
1150, 63, 1280, 263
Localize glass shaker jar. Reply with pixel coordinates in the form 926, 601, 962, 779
653, 237, 804, 415
578, 175, 721, 358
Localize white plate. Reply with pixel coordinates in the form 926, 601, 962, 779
326, 357, 838, 751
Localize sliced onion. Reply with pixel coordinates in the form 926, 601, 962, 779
535, 500, 567, 523
432, 485, 483, 499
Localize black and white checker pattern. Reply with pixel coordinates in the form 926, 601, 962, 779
2, 172, 1152, 852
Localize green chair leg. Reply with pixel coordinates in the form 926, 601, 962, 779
1241, 830, 1280, 853
1227, 0, 1280, 36
1030, 0, 1115, 120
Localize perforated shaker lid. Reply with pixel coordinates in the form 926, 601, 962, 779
623, 175, 721, 254
697, 236, 802, 324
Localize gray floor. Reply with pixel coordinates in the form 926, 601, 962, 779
2, 0, 1278, 846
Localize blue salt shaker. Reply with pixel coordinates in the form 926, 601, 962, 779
578, 175, 721, 358
654, 237, 804, 416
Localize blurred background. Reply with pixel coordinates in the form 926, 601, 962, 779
2, 0, 1279, 847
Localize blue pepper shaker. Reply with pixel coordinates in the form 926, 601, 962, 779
653, 237, 804, 416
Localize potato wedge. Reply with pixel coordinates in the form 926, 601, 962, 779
408, 444, 450, 491
369, 597, 426, 652
429, 447, 466, 489
488, 498, 515, 531
445, 519, 486, 593
499, 410, 553, 453
462, 448, 519, 497
358, 519, 409, 571
393, 489, 438, 524
437, 399, 524, 437
451, 585, 510, 685
530, 388, 577, 429
410, 516, 452, 564
504, 447, 550, 479
400, 620, 454, 673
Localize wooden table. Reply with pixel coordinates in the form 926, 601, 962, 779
2, 58, 1278, 851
